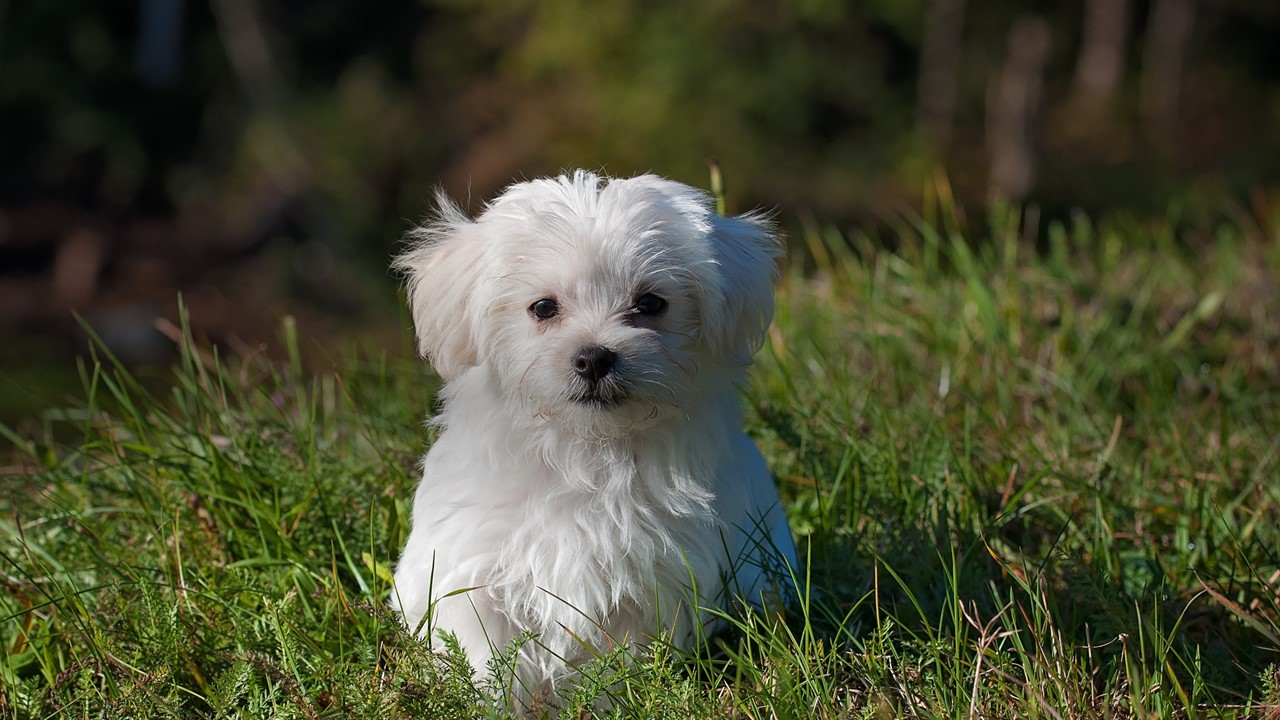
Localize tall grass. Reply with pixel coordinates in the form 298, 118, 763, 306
2, 201, 1278, 718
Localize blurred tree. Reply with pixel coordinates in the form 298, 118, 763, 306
1141, 0, 1195, 145
1070, 0, 1130, 116
916, 0, 966, 149
423, 0, 923, 214
987, 15, 1050, 204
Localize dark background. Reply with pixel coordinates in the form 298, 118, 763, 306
3, 0, 1279, 420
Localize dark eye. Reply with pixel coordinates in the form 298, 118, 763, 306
634, 293, 668, 316
530, 298, 560, 320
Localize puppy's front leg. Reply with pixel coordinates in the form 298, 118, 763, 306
428, 587, 513, 675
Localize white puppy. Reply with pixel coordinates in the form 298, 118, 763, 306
391, 171, 796, 706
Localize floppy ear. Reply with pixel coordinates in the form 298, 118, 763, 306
703, 211, 783, 367
394, 191, 490, 381
606, 174, 781, 367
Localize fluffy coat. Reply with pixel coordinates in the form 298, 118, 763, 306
391, 171, 796, 706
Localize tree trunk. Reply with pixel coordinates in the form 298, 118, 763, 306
987, 16, 1051, 204
1141, 0, 1195, 142
915, 0, 967, 149
1071, 0, 1130, 114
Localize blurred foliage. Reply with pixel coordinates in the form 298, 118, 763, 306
3, 0, 1280, 254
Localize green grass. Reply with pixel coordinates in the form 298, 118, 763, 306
3, 204, 1279, 718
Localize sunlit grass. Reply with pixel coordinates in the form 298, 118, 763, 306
2, 202, 1278, 718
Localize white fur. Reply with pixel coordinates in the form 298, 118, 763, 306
390, 171, 796, 707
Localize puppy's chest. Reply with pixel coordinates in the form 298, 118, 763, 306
492, 461, 718, 612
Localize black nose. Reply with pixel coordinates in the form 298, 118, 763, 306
572, 346, 618, 383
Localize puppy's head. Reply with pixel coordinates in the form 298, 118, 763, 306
396, 171, 780, 434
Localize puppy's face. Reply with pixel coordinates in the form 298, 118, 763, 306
397, 172, 780, 435
484, 209, 707, 432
